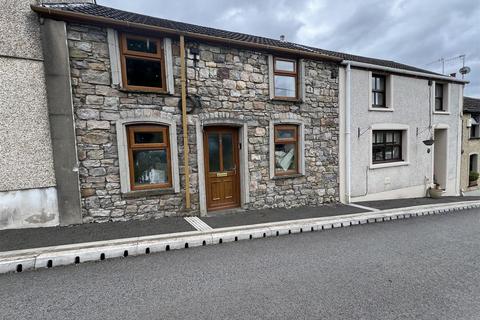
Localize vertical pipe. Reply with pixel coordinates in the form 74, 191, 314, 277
345, 63, 351, 203
180, 35, 191, 209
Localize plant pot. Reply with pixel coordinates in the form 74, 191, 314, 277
429, 187, 444, 199
469, 180, 478, 187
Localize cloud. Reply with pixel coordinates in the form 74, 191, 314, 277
99, 0, 480, 96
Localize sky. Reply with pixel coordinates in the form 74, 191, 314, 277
99, 0, 480, 97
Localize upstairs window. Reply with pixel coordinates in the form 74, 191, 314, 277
372, 130, 403, 163
435, 83, 445, 111
120, 33, 166, 92
273, 58, 298, 99
371, 74, 386, 108
127, 124, 171, 190
274, 124, 299, 175
471, 115, 480, 139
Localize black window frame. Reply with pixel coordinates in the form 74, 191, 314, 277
371, 74, 386, 108
435, 83, 445, 111
470, 115, 480, 139
372, 130, 403, 164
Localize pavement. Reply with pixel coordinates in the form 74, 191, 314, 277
357, 196, 480, 210
1, 207, 479, 319
0, 203, 365, 252
0, 197, 479, 254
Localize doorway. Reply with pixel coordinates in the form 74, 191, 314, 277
433, 128, 448, 189
203, 126, 241, 211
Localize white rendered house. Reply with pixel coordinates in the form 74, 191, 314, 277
339, 61, 467, 202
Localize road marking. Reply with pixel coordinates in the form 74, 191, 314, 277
184, 217, 213, 231
348, 203, 381, 212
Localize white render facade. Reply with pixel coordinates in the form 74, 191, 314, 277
339, 65, 465, 202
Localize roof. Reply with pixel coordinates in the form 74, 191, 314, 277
464, 97, 480, 114
33, 3, 449, 77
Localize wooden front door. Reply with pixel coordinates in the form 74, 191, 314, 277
204, 126, 241, 211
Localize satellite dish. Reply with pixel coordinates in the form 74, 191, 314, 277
459, 66, 471, 75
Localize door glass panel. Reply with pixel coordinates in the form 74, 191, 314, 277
132, 149, 168, 185
208, 133, 220, 172
222, 133, 234, 171
134, 131, 163, 144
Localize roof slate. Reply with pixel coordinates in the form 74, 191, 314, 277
464, 97, 480, 114
37, 3, 443, 76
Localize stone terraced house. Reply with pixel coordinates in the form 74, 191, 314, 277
0, 0, 467, 229
461, 97, 480, 194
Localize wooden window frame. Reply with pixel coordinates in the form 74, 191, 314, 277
273, 57, 298, 100
119, 33, 166, 93
372, 130, 403, 164
127, 124, 172, 190
435, 83, 444, 111
372, 74, 386, 108
274, 124, 299, 176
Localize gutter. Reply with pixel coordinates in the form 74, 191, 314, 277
341, 60, 469, 84
30, 5, 342, 62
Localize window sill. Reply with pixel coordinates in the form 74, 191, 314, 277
369, 161, 409, 170
468, 137, 480, 140
433, 111, 450, 115
122, 187, 176, 198
270, 97, 302, 103
272, 173, 304, 180
369, 107, 394, 112
118, 87, 173, 95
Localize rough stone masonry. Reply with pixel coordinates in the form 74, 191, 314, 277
67, 23, 340, 223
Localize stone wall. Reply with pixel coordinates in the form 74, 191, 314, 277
67, 23, 340, 223
461, 113, 480, 191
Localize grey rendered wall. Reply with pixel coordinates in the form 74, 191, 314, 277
0, 0, 56, 191
41, 19, 83, 225
0, 0, 59, 229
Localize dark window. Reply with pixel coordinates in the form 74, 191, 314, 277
120, 33, 165, 92
372, 74, 386, 108
372, 130, 403, 163
435, 83, 444, 111
127, 125, 171, 190
470, 116, 480, 139
273, 58, 298, 99
274, 124, 298, 175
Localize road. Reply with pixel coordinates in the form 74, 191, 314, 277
1, 209, 480, 320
